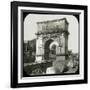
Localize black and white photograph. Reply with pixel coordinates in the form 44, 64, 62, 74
11, 1, 87, 88
23, 14, 79, 76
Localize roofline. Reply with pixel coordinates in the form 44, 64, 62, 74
37, 18, 69, 24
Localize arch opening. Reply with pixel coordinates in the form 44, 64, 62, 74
44, 39, 53, 60
44, 39, 58, 60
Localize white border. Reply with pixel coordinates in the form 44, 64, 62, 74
18, 6, 84, 83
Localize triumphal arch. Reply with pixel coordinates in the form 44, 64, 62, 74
35, 18, 69, 63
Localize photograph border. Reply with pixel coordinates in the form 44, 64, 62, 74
11, 1, 88, 88
22, 10, 80, 77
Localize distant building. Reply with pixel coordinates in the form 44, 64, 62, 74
24, 39, 36, 63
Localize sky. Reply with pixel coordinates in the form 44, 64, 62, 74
24, 14, 79, 53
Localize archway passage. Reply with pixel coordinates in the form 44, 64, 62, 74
50, 44, 56, 55
44, 39, 56, 60
44, 39, 53, 60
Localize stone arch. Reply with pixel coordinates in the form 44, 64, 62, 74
35, 18, 69, 63
49, 41, 59, 50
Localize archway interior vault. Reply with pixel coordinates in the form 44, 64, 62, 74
44, 39, 57, 60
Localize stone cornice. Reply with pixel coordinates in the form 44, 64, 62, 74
36, 30, 69, 35
37, 18, 69, 24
